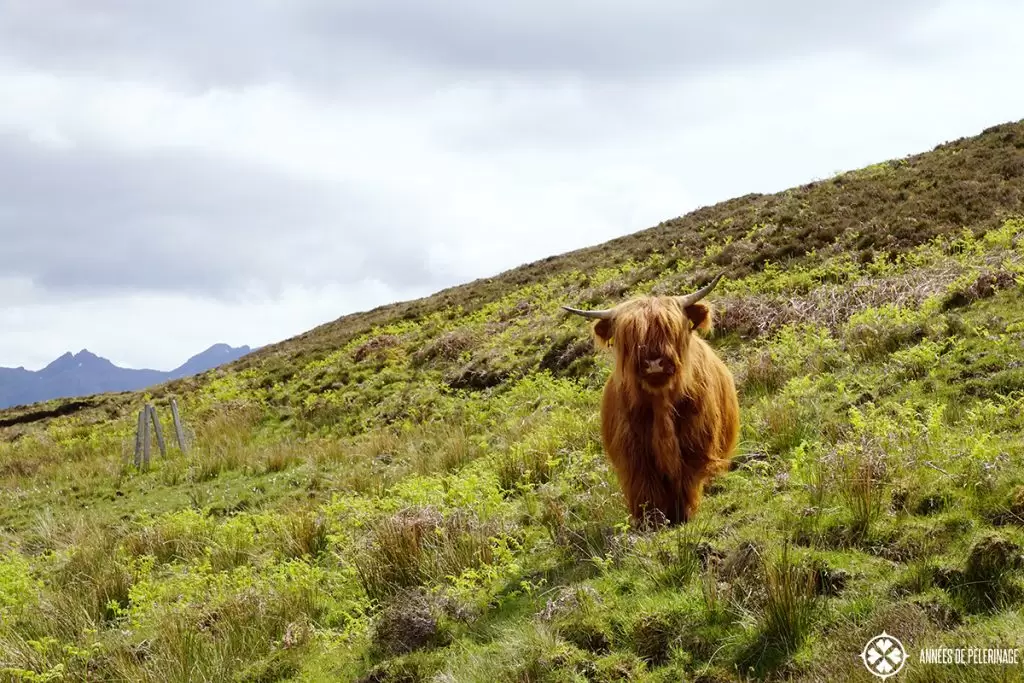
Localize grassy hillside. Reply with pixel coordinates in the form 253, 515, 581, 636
2, 119, 1024, 682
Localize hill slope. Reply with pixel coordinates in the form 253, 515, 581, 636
0, 344, 253, 411
1, 120, 1024, 682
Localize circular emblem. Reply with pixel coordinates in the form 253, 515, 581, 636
861, 631, 907, 680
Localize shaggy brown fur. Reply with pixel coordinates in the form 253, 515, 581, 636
587, 296, 740, 526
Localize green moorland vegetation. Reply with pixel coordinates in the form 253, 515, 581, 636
3, 120, 1024, 682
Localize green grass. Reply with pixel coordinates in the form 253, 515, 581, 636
2, 119, 1024, 681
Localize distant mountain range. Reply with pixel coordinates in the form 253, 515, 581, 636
0, 344, 252, 410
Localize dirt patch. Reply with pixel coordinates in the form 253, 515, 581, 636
370, 587, 452, 657
0, 399, 95, 429
716, 263, 984, 339
941, 269, 1019, 310
352, 334, 402, 363
410, 328, 478, 367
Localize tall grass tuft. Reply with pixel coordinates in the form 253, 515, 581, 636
761, 543, 819, 653
278, 510, 331, 560
837, 443, 887, 541
354, 507, 497, 603
738, 542, 820, 676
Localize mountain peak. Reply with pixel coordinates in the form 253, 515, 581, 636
39, 349, 114, 376
205, 343, 232, 354
203, 342, 251, 354
169, 344, 252, 379
40, 351, 77, 374
1, 343, 253, 409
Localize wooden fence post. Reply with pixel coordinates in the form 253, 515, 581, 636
134, 408, 146, 468
148, 404, 167, 458
134, 399, 190, 470
141, 408, 151, 469
170, 398, 188, 453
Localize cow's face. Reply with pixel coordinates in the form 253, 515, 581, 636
592, 298, 712, 391
562, 273, 723, 392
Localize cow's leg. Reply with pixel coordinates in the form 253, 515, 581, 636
666, 470, 705, 524
628, 477, 673, 530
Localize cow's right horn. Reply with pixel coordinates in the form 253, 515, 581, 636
674, 272, 724, 307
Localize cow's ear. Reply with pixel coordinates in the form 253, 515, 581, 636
684, 302, 713, 335
593, 319, 614, 347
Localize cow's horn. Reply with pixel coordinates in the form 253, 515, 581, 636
561, 305, 615, 320
674, 272, 724, 307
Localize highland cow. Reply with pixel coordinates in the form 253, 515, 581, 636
562, 274, 740, 526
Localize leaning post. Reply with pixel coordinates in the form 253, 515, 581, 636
148, 404, 167, 457
170, 398, 188, 453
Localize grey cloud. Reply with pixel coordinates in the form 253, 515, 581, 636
309, 1, 942, 77
0, 1, 302, 89
0, 1, 943, 90
0, 135, 439, 298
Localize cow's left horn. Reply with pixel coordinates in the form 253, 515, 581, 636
674, 272, 724, 307
561, 305, 615, 320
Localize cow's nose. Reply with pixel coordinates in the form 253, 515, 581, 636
643, 357, 674, 375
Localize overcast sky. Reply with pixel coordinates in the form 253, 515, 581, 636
2, 1, 1023, 371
